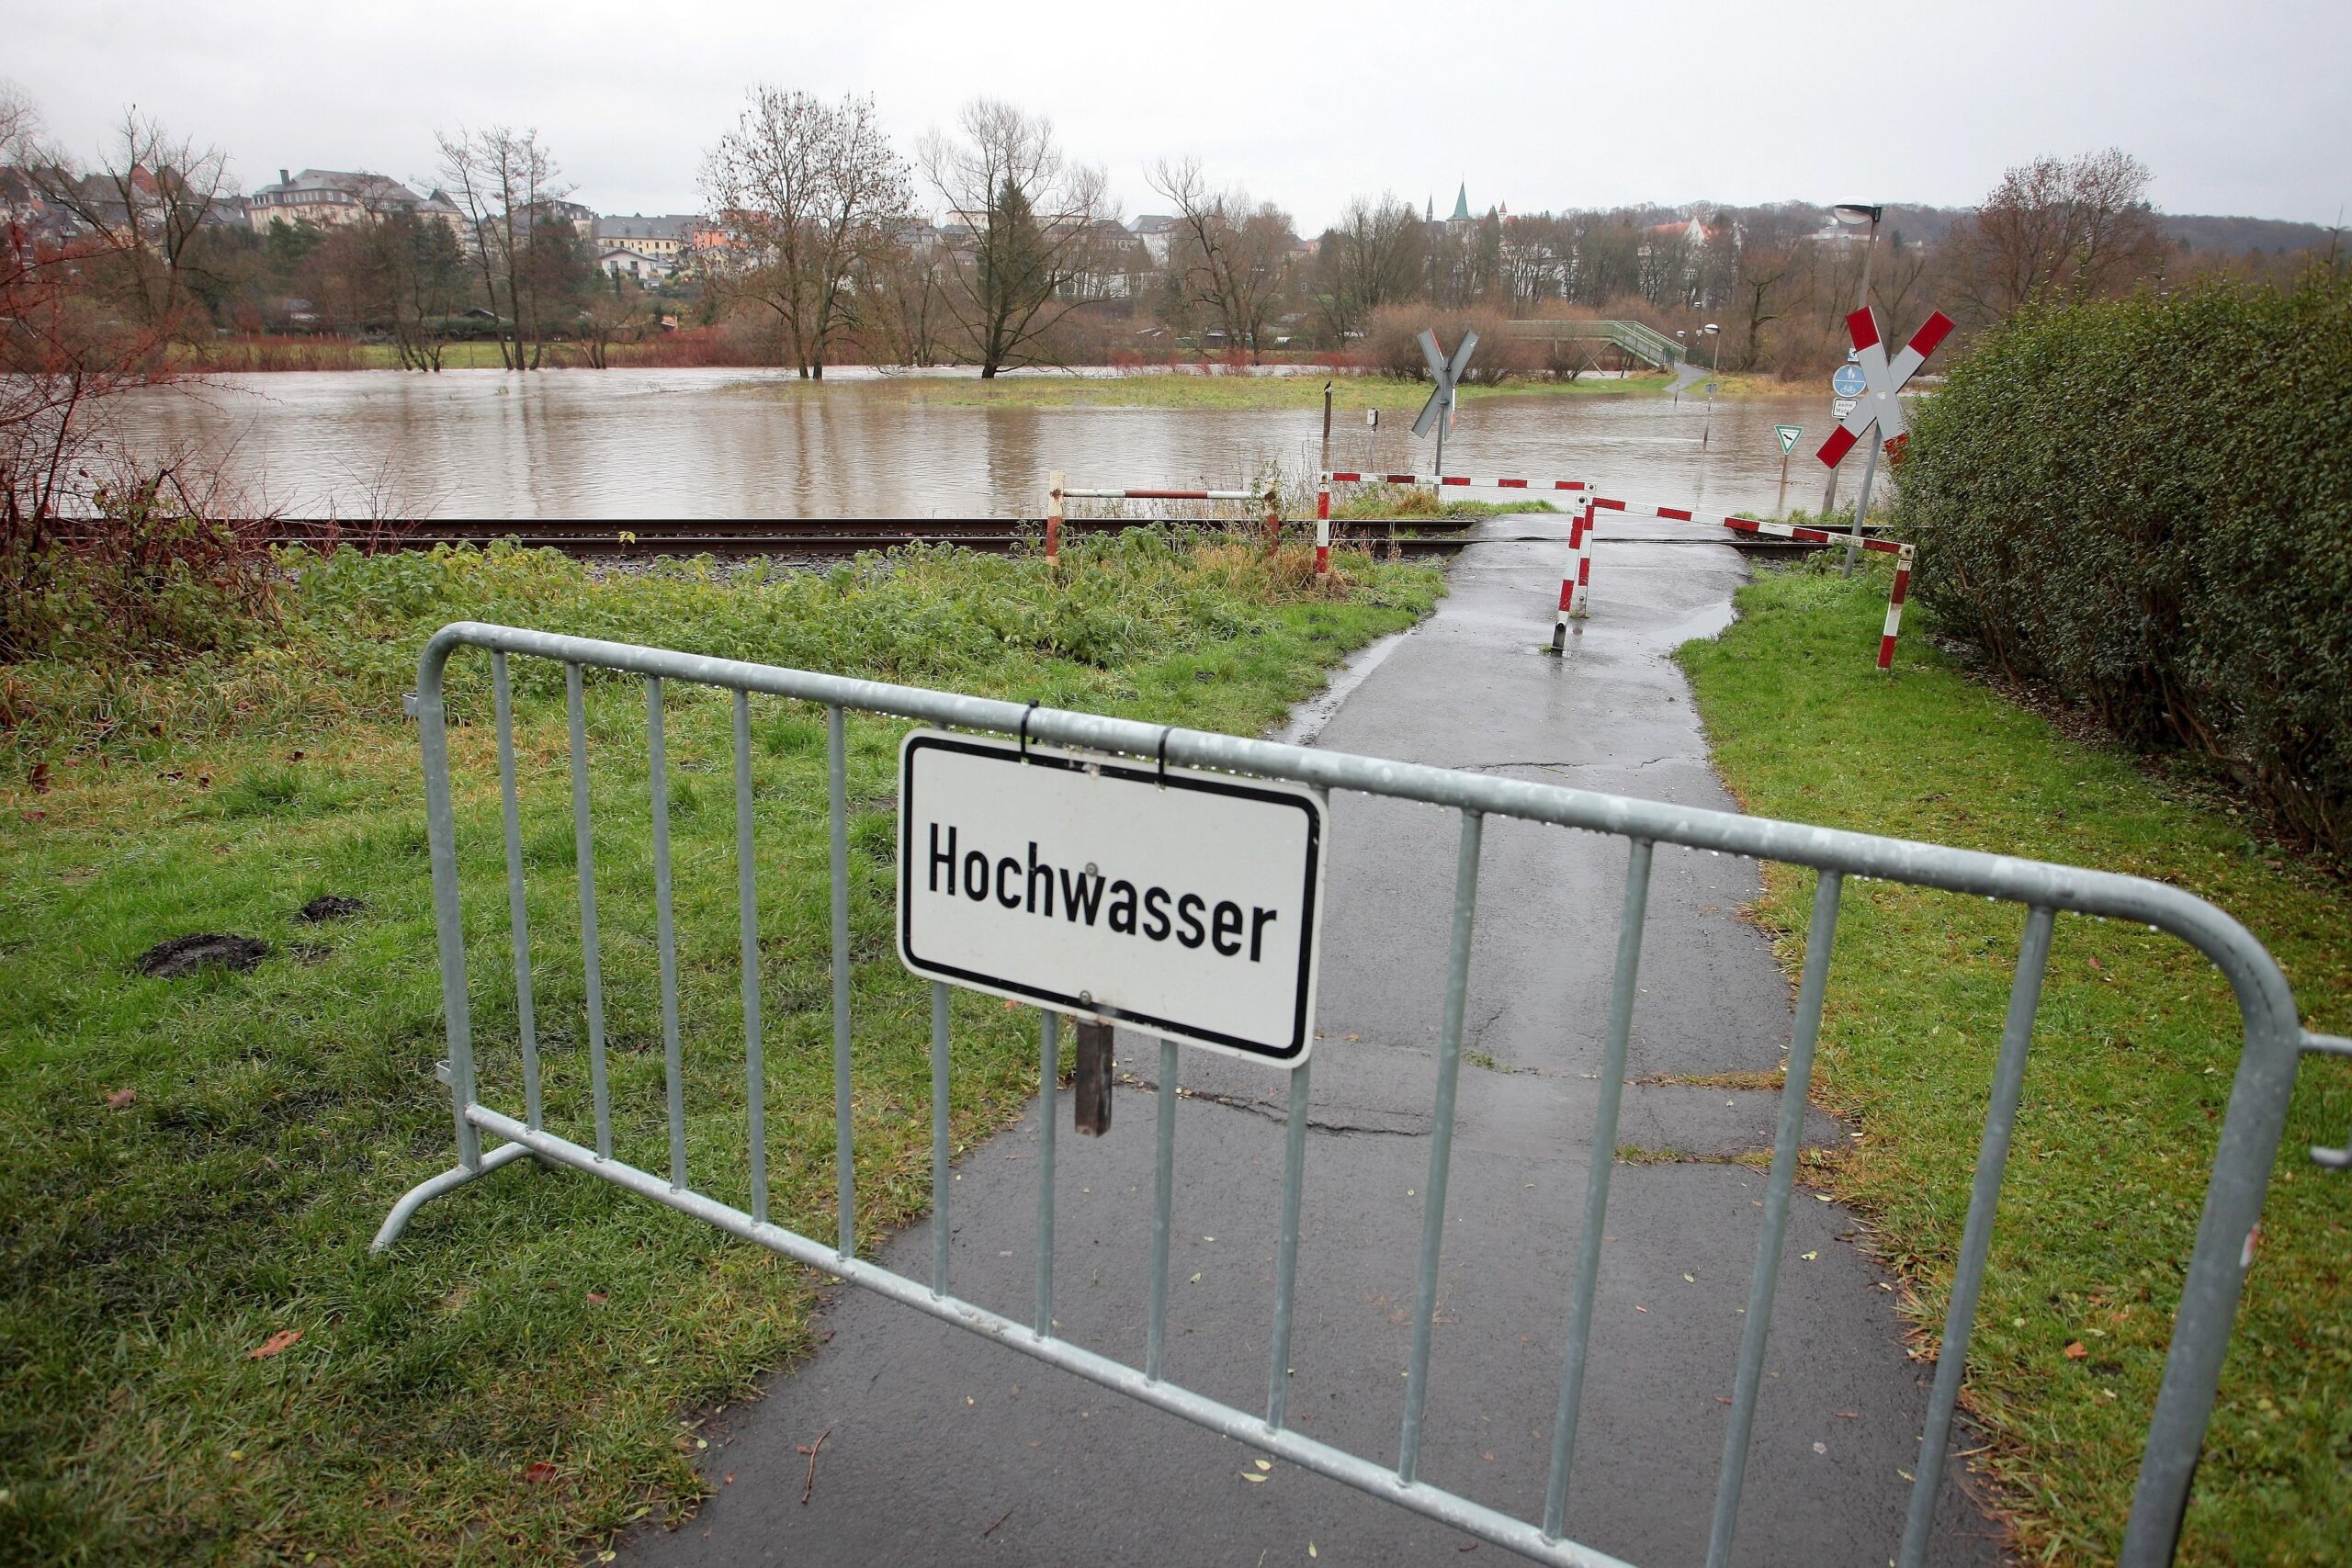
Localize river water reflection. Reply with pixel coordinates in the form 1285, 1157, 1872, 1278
116, 368, 1838, 521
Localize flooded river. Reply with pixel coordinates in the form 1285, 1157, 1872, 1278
115, 368, 1839, 521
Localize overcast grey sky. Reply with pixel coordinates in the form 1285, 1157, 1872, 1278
10, 0, 2347, 229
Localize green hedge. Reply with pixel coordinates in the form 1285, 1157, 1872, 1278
1896, 268, 2352, 855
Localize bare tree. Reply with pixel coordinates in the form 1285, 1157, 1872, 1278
1312, 194, 1426, 344
699, 88, 912, 378
918, 99, 1114, 378
1146, 158, 1295, 359
28, 108, 232, 339
1949, 148, 2166, 320
1724, 208, 1812, 370
436, 126, 568, 368
574, 274, 651, 368
863, 222, 954, 367
0, 79, 36, 159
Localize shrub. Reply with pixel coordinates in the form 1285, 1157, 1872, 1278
1358, 303, 1547, 384
0, 462, 280, 664
1897, 267, 2352, 854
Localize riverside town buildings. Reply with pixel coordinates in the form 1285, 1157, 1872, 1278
246, 168, 465, 236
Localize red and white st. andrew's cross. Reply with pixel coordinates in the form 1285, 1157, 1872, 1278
1815, 306, 1954, 469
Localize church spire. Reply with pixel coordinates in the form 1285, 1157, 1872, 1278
1450, 182, 1470, 222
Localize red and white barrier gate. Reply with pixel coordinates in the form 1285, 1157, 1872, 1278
1583, 493, 1919, 670
1321, 468, 1597, 622
1046, 471, 1278, 561
1324, 470, 1594, 494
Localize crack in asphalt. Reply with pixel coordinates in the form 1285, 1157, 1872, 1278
1104, 1075, 1428, 1136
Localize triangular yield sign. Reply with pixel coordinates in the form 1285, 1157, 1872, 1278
1775, 424, 1802, 455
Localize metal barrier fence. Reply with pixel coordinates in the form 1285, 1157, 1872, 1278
376, 622, 2347, 1568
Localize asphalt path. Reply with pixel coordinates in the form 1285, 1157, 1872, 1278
619, 514, 2006, 1567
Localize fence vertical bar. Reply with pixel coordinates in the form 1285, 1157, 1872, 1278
1145, 1036, 1180, 1382
1035, 1010, 1059, 1337
566, 663, 612, 1160
2122, 1009, 2304, 1564
491, 651, 542, 1131
1398, 807, 1486, 1485
931, 981, 953, 1297
829, 703, 856, 1260
1705, 870, 1844, 1568
417, 650, 479, 1171
647, 677, 687, 1191
1265, 1058, 1314, 1433
1898, 904, 2055, 1568
1543, 837, 1656, 1538
733, 689, 769, 1224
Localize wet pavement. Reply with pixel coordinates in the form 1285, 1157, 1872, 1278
618, 513, 2005, 1567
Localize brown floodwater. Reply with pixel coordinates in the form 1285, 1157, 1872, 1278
111, 368, 1844, 521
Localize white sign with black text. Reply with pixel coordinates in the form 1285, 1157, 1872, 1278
897, 730, 1328, 1066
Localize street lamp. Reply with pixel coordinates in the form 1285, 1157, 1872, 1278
1832, 202, 1884, 312
1822, 202, 1884, 525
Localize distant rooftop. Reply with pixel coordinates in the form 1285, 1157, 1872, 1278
594, 213, 702, 241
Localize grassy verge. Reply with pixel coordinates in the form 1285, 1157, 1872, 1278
1328, 485, 1557, 522
1677, 562, 2352, 1566
0, 535, 1442, 1566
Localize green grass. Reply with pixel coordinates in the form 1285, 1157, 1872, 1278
0, 534, 1442, 1566
1677, 562, 2352, 1566
1328, 483, 1558, 522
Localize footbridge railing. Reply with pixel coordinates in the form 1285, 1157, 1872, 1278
1501, 319, 1689, 370
377, 622, 2345, 1568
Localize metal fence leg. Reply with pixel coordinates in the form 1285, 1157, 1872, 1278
931, 981, 953, 1297
491, 652, 541, 1130
1899, 906, 2054, 1566
1706, 870, 1843, 1568
568, 662, 613, 1162
1399, 808, 1486, 1485
1544, 838, 1655, 1537
419, 649, 479, 1172
829, 704, 856, 1260
648, 678, 686, 1191
2120, 1011, 2306, 1562
1036, 1011, 1059, 1337
734, 690, 769, 1225
1146, 1036, 1180, 1382
1266, 1059, 1314, 1433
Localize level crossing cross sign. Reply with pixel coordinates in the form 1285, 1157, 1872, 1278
1815, 306, 1954, 468
1412, 329, 1478, 470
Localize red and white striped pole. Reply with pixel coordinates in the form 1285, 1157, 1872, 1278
1877, 544, 1916, 671
1571, 495, 1594, 616
1549, 489, 1592, 651
1046, 470, 1065, 563
1315, 478, 1331, 578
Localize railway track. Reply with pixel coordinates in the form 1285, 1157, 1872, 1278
250, 514, 1851, 560
254, 515, 1477, 558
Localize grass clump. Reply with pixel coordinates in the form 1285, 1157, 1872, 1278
1678, 560, 2352, 1566
1327, 482, 1557, 522
0, 533, 1442, 1566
